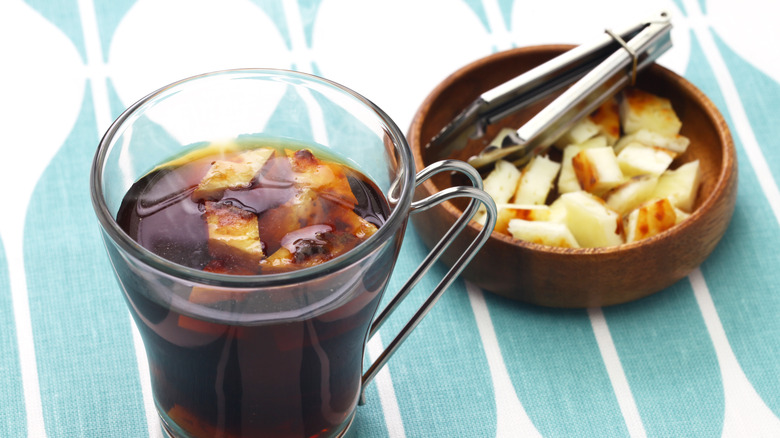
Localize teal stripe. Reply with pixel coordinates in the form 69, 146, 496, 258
690, 32, 780, 418
364, 226, 496, 436
597, 32, 730, 438
488, 296, 628, 437
713, 32, 780, 202
25, 85, 148, 437
351, 375, 391, 438
604, 281, 723, 437
0, 238, 27, 438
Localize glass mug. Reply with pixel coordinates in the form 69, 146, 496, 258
90, 69, 496, 438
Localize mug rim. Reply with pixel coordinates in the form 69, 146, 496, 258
90, 68, 415, 288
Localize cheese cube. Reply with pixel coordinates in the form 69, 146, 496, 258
475, 204, 550, 234
673, 206, 691, 224
620, 88, 682, 136
589, 97, 621, 145
624, 198, 677, 243
204, 201, 264, 263
513, 155, 561, 204
572, 146, 624, 196
557, 191, 624, 247
604, 175, 659, 216
557, 136, 608, 194
614, 129, 690, 154
653, 160, 702, 212
193, 147, 274, 200
616, 143, 676, 177
507, 219, 580, 248
555, 118, 600, 148
482, 159, 522, 204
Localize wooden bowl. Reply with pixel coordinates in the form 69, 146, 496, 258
408, 45, 737, 308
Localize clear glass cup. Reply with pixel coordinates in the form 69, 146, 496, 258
90, 69, 495, 438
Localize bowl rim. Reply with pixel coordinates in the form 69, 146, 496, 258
409, 44, 736, 258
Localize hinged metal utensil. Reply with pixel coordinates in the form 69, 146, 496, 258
427, 10, 673, 170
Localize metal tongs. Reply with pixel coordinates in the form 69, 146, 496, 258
427, 10, 673, 170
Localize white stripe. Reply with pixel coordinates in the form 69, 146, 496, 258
77, 0, 162, 436
688, 269, 780, 436
130, 316, 164, 438
465, 282, 542, 438
282, 0, 315, 73
296, 88, 330, 146
588, 307, 646, 438
367, 335, 406, 438
7, 231, 47, 437
482, 0, 514, 51
682, 0, 780, 226
77, 0, 112, 135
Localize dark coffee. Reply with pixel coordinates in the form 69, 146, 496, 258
115, 142, 392, 437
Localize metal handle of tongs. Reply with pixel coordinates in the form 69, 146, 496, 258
465, 10, 672, 169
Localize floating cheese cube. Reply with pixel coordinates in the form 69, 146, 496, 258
572, 146, 624, 196
204, 201, 264, 264
614, 129, 690, 154
507, 219, 580, 248
557, 191, 624, 247
620, 88, 682, 136
624, 198, 677, 243
653, 160, 702, 212
557, 136, 609, 194
513, 155, 561, 205
193, 147, 274, 200
616, 143, 676, 177
604, 175, 659, 216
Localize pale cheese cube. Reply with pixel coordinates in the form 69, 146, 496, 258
557, 136, 608, 194
548, 197, 569, 223
482, 159, 522, 204
500, 204, 552, 223
554, 118, 600, 148
513, 155, 561, 205
475, 204, 550, 234
474, 207, 515, 234
204, 201, 264, 263
624, 198, 677, 243
673, 206, 691, 224
616, 143, 675, 177
507, 219, 580, 248
572, 146, 624, 196
589, 97, 621, 145
193, 147, 274, 200
557, 191, 624, 247
604, 175, 659, 216
614, 129, 690, 154
620, 88, 682, 136
653, 160, 702, 212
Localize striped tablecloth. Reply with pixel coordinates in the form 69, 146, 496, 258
2, 0, 779, 436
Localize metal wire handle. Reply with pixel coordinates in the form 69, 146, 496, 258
360, 159, 497, 403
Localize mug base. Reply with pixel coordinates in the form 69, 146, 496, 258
158, 408, 357, 438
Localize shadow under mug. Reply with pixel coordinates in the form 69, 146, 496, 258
90, 69, 496, 438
